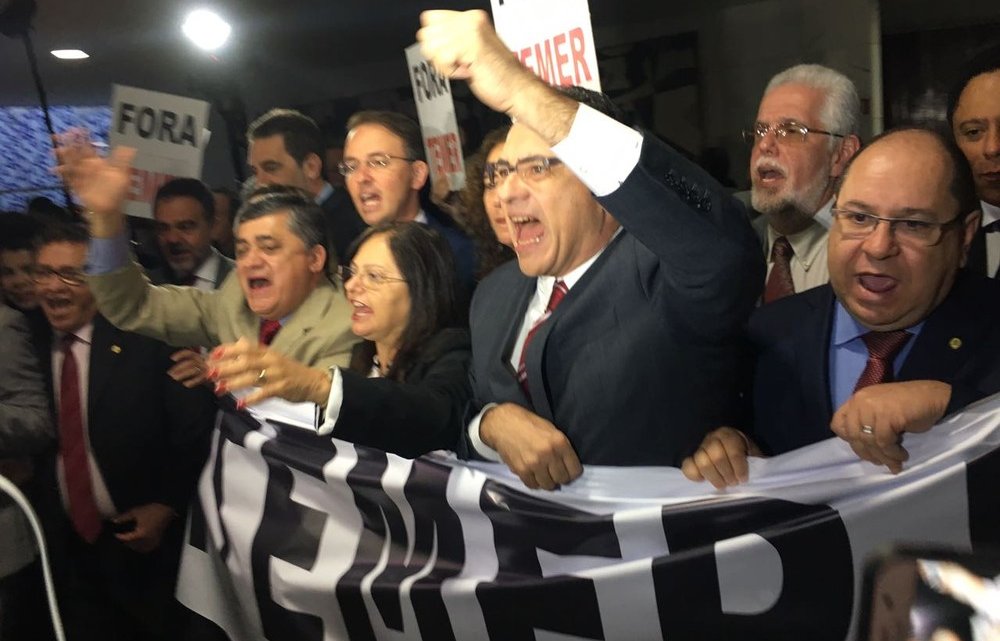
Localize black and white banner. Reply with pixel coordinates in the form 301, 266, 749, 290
177, 394, 1000, 641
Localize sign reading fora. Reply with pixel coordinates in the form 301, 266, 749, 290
404, 44, 466, 192
109, 85, 211, 219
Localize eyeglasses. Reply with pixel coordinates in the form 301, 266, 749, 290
337, 264, 407, 289
831, 209, 968, 247
30, 267, 86, 286
742, 121, 845, 145
338, 153, 415, 177
484, 156, 563, 189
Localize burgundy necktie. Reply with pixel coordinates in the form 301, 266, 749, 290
762, 236, 795, 304
517, 279, 568, 397
853, 330, 912, 391
59, 335, 102, 544
259, 319, 282, 346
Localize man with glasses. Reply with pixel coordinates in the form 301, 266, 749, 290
747, 64, 862, 303
683, 128, 1000, 489
248, 108, 366, 265
948, 46, 1000, 279
418, 11, 763, 490
341, 110, 476, 290
30, 221, 215, 640
52, 132, 358, 372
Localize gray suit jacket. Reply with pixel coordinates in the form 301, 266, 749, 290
88, 261, 359, 369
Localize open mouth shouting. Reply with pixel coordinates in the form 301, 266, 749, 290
509, 214, 544, 250
358, 190, 383, 216
754, 161, 787, 188
856, 272, 898, 297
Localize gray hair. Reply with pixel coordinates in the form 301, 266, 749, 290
765, 64, 861, 143
235, 184, 335, 269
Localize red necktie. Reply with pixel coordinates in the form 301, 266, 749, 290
259, 319, 281, 346
517, 280, 568, 397
762, 236, 795, 304
853, 330, 912, 391
59, 335, 102, 544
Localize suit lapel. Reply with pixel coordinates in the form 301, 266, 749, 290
88, 316, 121, 414
899, 272, 981, 382
797, 286, 837, 420
493, 276, 536, 404
967, 228, 988, 278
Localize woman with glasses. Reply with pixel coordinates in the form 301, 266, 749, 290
457, 125, 516, 279
207, 222, 471, 459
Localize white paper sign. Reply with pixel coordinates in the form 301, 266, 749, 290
109, 85, 211, 218
404, 43, 466, 192
490, 0, 601, 91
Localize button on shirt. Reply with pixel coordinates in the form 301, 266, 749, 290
764, 199, 833, 295
50, 323, 118, 518
828, 302, 924, 411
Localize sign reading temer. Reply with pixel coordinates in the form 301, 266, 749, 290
491, 0, 601, 91
109, 85, 211, 219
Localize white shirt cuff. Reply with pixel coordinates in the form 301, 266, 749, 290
551, 103, 644, 197
467, 403, 502, 462
316, 367, 344, 436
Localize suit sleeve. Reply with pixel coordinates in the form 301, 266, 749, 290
154, 345, 217, 512
0, 307, 54, 455
331, 341, 472, 459
87, 260, 223, 349
596, 135, 764, 338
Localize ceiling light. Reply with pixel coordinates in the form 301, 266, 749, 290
182, 9, 230, 51
51, 49, 89, 60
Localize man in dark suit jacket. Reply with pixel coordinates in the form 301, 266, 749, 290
32, 223, 216, 641
682, 127, 999, 489
419, 11, 763, 489
947, 46, 1000, 280
247, 108, 367, 264
341, 109, 477, 290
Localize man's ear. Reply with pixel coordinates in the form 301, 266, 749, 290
302, 153, 323, 182
307, 244, 328, 274
410, 160, 430, 191
830, 134, 862, 179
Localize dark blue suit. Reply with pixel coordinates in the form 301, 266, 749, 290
746, 271, 1000, 455
462, 134, 764, 466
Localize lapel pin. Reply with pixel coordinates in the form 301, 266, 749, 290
111, 345, 122, 354
948, 337, 962, 350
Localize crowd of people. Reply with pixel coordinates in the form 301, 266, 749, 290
0, 8, 998, 640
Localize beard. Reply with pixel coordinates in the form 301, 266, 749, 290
751, 160, 833, 234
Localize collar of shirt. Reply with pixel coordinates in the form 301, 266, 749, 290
315, 182, 334, 205
766, 198, 833, 273
981, 200, 1000, 228
414, 209, 429, 225
533, 227, 622, 298
831, 299, 924, 347
192, 249, 221, 286
54, 321, 95, 349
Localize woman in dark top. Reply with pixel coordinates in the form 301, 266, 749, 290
208, 222, 471, 459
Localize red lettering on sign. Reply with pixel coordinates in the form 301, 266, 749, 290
425, 133, 462, 181
127, 168, 176, 204
515, 27, 593, 87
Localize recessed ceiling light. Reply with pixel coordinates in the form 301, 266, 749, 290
51, 49, 89, 60
182, 9, 231, 51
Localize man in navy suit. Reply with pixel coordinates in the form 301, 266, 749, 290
682, 127, 1000, 489
418, 10, 763, 489
341, 109, 477, 290
32, 222, 215, 641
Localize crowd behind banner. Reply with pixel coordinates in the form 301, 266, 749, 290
0, 7, 999, 641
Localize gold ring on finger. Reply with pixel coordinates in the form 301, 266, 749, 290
256, 368, 267, 386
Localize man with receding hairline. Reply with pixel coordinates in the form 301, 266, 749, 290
683, 127, 1000, 489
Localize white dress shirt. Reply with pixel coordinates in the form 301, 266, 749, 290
51, 322, 118, 518
981, 200, 1000, 278
191, 249, 222, 291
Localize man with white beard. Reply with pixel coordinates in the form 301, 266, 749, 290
746, 64, 861, 304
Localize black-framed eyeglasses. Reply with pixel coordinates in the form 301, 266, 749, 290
741, 121, 845, 145
338, 153, 416, 177
30, 267, 86, 286
831, 208, 968, 247
484, 156, 563, 189
337, 264, 407, 289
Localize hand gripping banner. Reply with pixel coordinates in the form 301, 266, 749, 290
177, 393, 1000, 641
